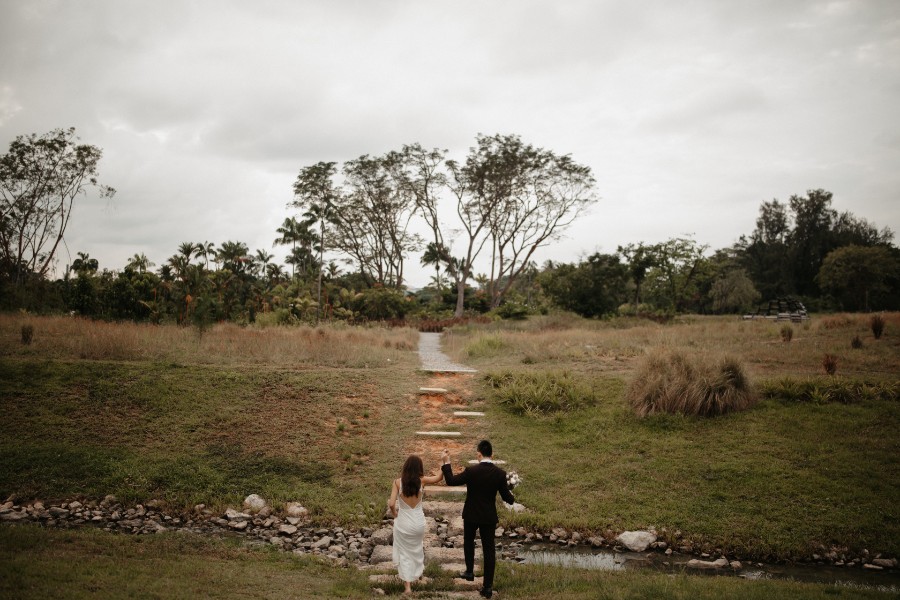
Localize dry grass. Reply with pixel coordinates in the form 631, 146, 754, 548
625, 349, 756, 417
443, 312, 900, 381
0, 314, 419, 368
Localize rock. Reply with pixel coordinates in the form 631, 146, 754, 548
243, 494, 266, 513
49, 507, 70, 518
285, 503, 308, 518
312, 536, 332, 549
863, 563, 883, 571
269, 536, 286, 548
730, 561, 743, 570
370, 527, 393, 546
571, 532, 583, 543
588, 537, 603, 548
278, 525, 298, 536
120, 519, 143, 528
229, 521, 249, 531
872, 558, 897, 568
0, 511, 27, 522
503, 502, 526, 513
687, 558, 729, 569
68, 501, 83, 511
33, 501, 45, 510
552, 527, 568, 540
224, 508, 251, 521
368, 545, 394, 564
616, 531, 657, 552
286, 517, 301, 526
258, 505, 272, 518
146, 521, 167, 533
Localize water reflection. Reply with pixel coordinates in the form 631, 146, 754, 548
516, 544, 899, 593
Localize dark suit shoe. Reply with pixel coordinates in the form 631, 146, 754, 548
458, 571, 475, 581
479, 587, 493, 598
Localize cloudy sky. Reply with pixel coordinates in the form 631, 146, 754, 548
2, 0, 898, 286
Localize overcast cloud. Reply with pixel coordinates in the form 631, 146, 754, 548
1, 0, 898, 286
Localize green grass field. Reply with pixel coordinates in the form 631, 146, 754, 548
1, 526, 891, 600
1, 313, 898, 597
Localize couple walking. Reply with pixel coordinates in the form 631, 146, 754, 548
388, 440, 515, 598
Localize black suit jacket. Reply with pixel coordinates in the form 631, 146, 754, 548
442, 461, 515, 525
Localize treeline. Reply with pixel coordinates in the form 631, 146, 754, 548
540, 189, 899, 318
2, 128, 897, 323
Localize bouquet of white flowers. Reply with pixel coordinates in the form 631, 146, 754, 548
506, 470, 521, 489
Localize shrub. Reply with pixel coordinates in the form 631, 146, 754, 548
465, 335, 508, 358
780, 325, 793, 342
851, 335, 863, 349
484, 370, 597, 415
871, 314, 885, 339
625, 350, 755, 417
495, 301, 530, 320
21, 323, 34, 345
822, 353, 838, 376
761, 377, 898, 404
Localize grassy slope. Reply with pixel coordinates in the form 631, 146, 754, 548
0, 311, 898, 600
0, 356, 417, 520
1, 526, 891, 600
448, 314, 900, 559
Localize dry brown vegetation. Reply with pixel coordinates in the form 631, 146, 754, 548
443, 312, 900, 381
1, 314, 419, 369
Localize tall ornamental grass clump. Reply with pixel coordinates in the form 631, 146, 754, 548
626, 350, 755, 417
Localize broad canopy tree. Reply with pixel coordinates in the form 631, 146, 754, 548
0, 128, 114, 286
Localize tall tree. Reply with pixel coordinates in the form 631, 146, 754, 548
787, 189, 837, 296
292, 162, 339, 321
817, 245, 900, 311
331, 153, 422, 288
446, 134, 596, 314
0, 128, 114, 286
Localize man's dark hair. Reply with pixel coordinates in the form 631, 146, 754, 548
477, 439, 493, 457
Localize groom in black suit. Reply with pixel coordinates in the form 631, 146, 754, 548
442, 440, 515, 599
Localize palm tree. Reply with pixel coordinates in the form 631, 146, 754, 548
126, 253, 155, 273
254, 249, 274, 277
71, 251, 99, 275
198, 241, 217, 270
265, 263, 286, 285
274, 217, 303, 279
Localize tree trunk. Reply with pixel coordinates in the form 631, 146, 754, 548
454, 278, 466, 317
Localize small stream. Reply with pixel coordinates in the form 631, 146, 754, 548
515, 544, 900, 594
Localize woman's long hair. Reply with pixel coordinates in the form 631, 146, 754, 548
401, 455, 425, 497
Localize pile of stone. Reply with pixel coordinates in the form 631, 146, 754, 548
2, 495, 896, 571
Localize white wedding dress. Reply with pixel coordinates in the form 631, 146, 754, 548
392, 489, 426, 582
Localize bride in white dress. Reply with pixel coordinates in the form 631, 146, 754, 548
388, 455, 444, 594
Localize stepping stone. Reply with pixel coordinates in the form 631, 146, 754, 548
419, 387, 448, 393
425, 485, 466, 494
423, 501, 464, 517
424, 546, 466, 564
468, 460, 506, 465
416, 431, 461, 437
453, 411, 484, 417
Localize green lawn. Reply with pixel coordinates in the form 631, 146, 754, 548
1, 526, 892, 600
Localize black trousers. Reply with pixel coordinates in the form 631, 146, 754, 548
463, 520, 496, 588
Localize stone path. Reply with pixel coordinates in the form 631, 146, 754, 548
365, 332, 501, 595
418, 332, 477, 373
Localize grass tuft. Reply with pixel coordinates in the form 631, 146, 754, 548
760, 377, 899, 404
871, 314, 885, 339
625, 350, 756, 417
20, 323, 34, 345
822, 353, 838, 376
484, 369, 599, 415
851, 335, 863, 349
780, 324, 793, 342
